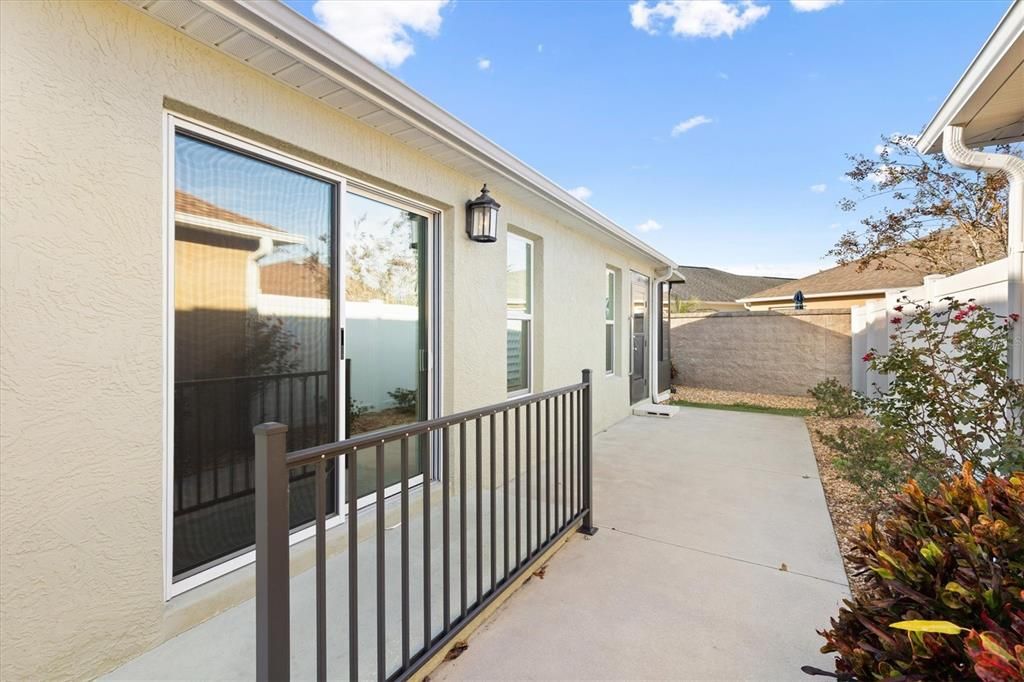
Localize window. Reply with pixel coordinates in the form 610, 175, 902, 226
605, 268, 617, 374
507, 234, 533, 394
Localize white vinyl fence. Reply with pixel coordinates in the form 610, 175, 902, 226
850, 258, 1009, 395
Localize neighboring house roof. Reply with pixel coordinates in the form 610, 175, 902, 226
260, 260, 328, 298
671, 266, 793, 303
129, 1, 680, 274
176, 190, 279, 231
917, 1, 1023, 154
740, 227, 1004, 303
740, 261, 928, 302
175, 190, 306, 245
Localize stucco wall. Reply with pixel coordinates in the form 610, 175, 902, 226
0, 2, 660, 678
670, 310, 852, 396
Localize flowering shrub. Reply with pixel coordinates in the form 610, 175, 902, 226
827, 297, 1023, 497
812, 465, 1024, 680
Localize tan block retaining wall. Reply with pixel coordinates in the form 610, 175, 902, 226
669, 309, 852, 396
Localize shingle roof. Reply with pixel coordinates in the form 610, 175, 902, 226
742, 260, 927, 300
671, 266, 794, 303
742, 228, 998, 301
175, 190, 281, 232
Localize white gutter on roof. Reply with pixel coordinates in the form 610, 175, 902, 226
180, 0, 677, 268
916, 1, 1024, 155
943, 125, 1024, 382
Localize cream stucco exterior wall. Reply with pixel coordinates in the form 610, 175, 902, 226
0, 2, 665, 678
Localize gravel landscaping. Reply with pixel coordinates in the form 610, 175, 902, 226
670, 386, 816, 411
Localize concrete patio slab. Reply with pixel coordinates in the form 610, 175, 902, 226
434, 407, 849, 680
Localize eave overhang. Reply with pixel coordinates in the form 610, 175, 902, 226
917, 1, 1024, 155
124, 0, 677, 267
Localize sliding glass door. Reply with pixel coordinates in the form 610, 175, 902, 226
172, 129, 339, 580
343, 191, 430, 499
170, 122, 436, 589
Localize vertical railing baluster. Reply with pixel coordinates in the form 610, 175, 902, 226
315, 459, 327, 682
442, 427, 451, 630
525, 404, 531, 559
515, 407, 522, 567
535, 400, 542, 552
562, 393, 568, 526
580, 370, 597, 535
489, 412, 497, 592
376, 444, 386, 682
570, 391, 576, 515
254, 423, 289, 682
475, 417, 483, 605
400, 438, 410, 671
422, 432, 432, 649
545, 398, 551, 540
459, 421, 468, 619
502, 410, 510, 582
553, 396, 559, 531
301, 376, 308, 447
348, 448, 359, 681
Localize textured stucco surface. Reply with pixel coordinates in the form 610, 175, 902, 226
0, 2, 660, 678
670, 310, 852, 396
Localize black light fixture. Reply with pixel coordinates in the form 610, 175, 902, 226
465, 184, 500, 242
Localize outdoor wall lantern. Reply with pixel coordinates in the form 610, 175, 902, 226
466, 184, 500, 242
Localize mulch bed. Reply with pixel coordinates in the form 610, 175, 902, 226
671, 385, 878, 600
805, 415, 879, 600
671, 386, 816, 411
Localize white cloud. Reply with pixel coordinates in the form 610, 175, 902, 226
790, 0, 843, 11
630, 0, 770, 39
809, 183, 827, 193
312, 0, 449, 68
537, 44, 544, 53
828, 222, 841, 230
717, 71, 730, 79
873, 143, 888, 155
635, 219, 663, 233
477, 57, 491, 70
671, 115, 713, 136
568, 186, 592, 201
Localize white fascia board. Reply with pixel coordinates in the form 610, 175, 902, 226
195, 0, 677, 268
917, 1, 1024, 155
736, 288, 890, 304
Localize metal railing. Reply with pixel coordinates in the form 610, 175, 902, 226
253, 369, 596, 681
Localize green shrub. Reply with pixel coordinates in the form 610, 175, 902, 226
809, 377, 862, 418
814, 465, 1024, 680
828, 298, 1023, 498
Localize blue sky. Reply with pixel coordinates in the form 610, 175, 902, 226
283, 0, 1009, 278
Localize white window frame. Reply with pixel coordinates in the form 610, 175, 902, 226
605, 268, 617, 376
163, 112, 443, 599
506, 233, 534, 397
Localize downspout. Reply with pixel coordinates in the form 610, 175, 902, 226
942, 125, 1024, 382
650, 266, 681, 403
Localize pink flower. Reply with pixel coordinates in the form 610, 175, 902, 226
893, 305, 904, 312
953, 310, 968, 322
862, 352, 875, 362
1010, 313, 1020, 322
891, 316, 902, 325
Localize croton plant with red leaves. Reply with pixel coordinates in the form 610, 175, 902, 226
808, 465, 1024, 680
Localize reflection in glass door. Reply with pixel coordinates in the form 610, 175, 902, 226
343, 191, 430, 499
172, 130, 338, 580
629, 271, 650, 404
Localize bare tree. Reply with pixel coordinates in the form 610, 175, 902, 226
830, 134, 1018, 274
